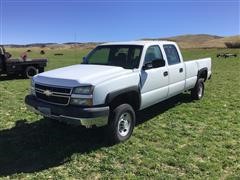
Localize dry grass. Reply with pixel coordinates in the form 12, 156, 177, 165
143, 34, 240, 49
4, 34, 240, 51
201, 35, 240, 48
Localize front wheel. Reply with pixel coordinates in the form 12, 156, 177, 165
191, 78, 205, 100
107, 104, 136, 144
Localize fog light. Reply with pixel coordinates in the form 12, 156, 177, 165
70, 98, 93, 106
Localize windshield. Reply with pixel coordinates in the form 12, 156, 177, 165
84, 45, 143, 69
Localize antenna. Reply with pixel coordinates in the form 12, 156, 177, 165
0, 0, 3, 45
74, 32, 77, 63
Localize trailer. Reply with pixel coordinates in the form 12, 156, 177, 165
216, 53, 237, 58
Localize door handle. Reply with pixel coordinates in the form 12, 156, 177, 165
179, 68, 183, 73
163, 71, 168, 76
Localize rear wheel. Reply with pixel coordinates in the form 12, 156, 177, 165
191, 78, 205, 100
107, 104, 135, 144
25, 66, 38, 78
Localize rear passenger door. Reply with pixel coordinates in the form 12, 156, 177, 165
163, 44, 185, 97
140, 45, 169, 109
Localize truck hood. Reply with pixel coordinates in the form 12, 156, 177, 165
34, 64, 132, 87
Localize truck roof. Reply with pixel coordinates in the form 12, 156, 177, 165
101, 40, 176, 46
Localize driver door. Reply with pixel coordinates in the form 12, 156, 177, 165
140, 45, 169, 109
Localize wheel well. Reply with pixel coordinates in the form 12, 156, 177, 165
108, 91, 140, 111
24, 65, 39, 71
198, 69, 208, 81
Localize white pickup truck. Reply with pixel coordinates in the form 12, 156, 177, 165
25, 41, 211, 143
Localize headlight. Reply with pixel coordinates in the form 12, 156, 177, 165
72, 86, 93, 95
70, 98, 93, 106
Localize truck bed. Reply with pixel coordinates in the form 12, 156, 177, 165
187, 58, 211, 78
3, 58, 48, 76
6, 58, 47, 64
184, 57, 212, 90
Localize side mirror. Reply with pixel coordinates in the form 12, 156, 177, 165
142, 59, 165, 70
152, 59, 165, 68
142, 62, 153, 70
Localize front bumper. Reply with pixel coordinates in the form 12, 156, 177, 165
25, 95, 109, 128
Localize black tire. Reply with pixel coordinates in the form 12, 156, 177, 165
25, 66, 38, 78
107, 104, 136, 144
191, 78, 205, 100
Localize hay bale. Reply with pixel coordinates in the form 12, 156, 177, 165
40, 50, 45, 55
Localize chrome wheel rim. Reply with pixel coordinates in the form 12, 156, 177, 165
118, 112, 131, 137
198, 83, 203, 98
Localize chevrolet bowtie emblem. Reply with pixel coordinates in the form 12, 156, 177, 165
43, 90, 53, 96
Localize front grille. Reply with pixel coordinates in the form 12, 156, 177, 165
35, 83, 72, 105
35, 84, 71, 94
36, 92, 69, 105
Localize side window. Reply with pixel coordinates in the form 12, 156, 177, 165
144, 45, 163, 64
163, 45, 180, 65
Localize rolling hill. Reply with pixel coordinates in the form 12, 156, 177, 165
3, 34, 240, 49
143, 34, 240, 48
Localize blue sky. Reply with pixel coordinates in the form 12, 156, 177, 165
0, 0, 239, 44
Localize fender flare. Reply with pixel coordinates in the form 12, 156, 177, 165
197, 67, 208, 81
105, 86, 141, 110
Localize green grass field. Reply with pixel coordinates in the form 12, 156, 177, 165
0, 47, 240, 179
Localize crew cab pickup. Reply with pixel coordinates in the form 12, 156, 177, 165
0, 46, 47, 78
25, 41, 211, 143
